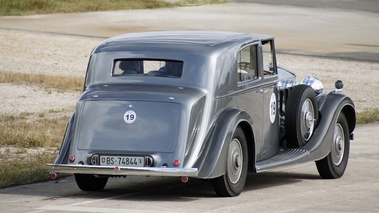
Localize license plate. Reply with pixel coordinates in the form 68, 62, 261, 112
100, 155, 144, 167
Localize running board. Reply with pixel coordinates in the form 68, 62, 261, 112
255, 148, 310, 173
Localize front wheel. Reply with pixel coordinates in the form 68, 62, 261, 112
316, 113, 350, 179
212, 127, 248, 197
75, 174, 108, 191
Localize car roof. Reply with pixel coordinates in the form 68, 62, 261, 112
92, 31, 274, 54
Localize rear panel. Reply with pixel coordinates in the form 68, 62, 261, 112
76, 100, 181, 153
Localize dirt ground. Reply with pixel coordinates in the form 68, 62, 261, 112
0, 30, 378, 115
0, 30, 95, 115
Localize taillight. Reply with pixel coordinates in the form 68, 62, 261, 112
173, 159, 180, 167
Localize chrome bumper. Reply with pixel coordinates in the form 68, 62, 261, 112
46, 164, 199, 177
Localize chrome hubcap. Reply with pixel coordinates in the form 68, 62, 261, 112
228, 139, 243, 184
301, 98, 315, 142
332, 123, 345, 165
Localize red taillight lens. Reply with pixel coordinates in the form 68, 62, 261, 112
181, 176, 189, 183
173, 159, 180, 167
50, 173, 57, 180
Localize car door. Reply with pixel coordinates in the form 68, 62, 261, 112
259, 39, 280, 160
235, 43, 266, 161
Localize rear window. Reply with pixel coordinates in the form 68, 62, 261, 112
113, 59, 183, 78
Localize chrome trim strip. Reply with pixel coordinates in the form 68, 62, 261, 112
46, 164, 199, 177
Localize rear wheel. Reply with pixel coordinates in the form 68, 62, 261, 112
316, 113, 350, 178
75, 174, 108, 191
212, 127, 248, 197
285, 85, 318, 148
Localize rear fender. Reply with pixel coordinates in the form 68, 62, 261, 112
54, 113, 76, 164
194, 108, 253, 178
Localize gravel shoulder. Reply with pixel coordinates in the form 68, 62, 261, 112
1, 30, 378, 115
0, 31, 100, 115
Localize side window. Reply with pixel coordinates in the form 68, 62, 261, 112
262, 40, 276, 76
237, 44, 258, 82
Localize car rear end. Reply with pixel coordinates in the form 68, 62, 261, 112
47, 83, 206, 178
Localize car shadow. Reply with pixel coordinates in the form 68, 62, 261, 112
0, 171, 321, 201
99, 171, 321, 201
244, 171, 320, 191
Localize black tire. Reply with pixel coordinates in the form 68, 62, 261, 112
316, 113, 350, 179
212, 127, 248, 197
285, 85, 318, 148
74, 174, 108, 191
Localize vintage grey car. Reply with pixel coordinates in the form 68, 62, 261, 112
47, 31, 356, 197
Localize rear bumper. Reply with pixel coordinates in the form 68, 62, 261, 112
46, 164, 199, 177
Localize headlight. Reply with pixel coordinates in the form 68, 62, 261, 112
301, 76, 323, 95
277, 79, 296, 90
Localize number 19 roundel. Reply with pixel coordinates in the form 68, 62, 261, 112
124, 110, 137, 124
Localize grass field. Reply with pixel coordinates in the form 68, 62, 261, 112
0, 71, 83, 92
0, 111, 70, 188
0, 0, 227, 16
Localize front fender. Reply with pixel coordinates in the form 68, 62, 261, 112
194, 108, 253, 179
54, 113, 76, 164
303, 91, 355, 161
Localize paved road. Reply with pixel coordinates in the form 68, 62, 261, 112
232, 0, 379, 13
0, 2, 378, 62
0, 123, 378, 213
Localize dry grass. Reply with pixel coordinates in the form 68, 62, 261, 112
0, 151, 58, 188
0, 0, 227, 16
0, 112, 69, 148
0, 0, 172, 15
0, 71, 73, 188
0, 112, 69, 188
0, 71, 83, 92
356, 108, 379, 124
